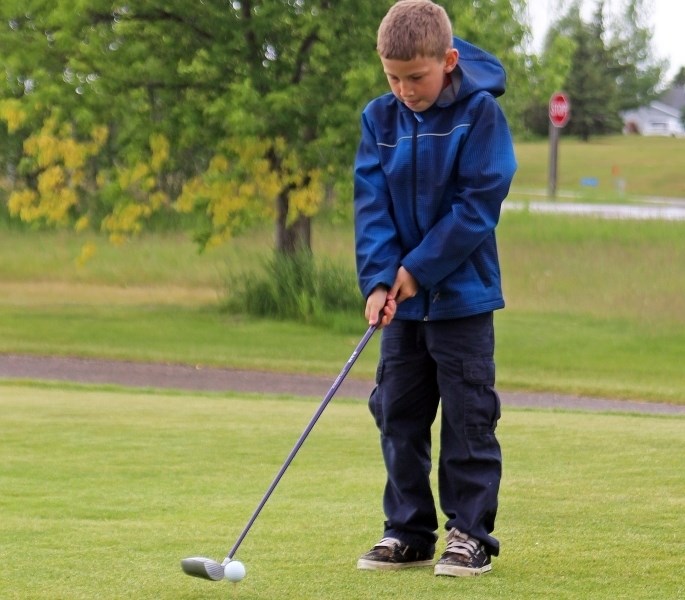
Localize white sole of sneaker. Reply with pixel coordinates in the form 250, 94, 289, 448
357, 559, 434, 571
434, 562, 492, 576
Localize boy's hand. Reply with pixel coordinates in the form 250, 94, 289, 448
389, 266, 419, 304
365, 286, 397, 328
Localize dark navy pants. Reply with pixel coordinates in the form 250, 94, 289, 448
368, 312, 502, 556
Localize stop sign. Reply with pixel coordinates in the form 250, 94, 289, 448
549, 92, 571, 128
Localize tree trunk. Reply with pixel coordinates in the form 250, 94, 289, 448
275, 187, 312, 255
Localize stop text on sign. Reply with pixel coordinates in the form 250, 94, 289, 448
549, 92, 570, 128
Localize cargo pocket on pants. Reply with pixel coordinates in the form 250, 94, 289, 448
462, 358, 501, 459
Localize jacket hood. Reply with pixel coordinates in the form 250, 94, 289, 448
437, 36, 506, 107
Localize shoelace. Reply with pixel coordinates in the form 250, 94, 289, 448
444, 529, 479, 557
375, 537, 403, 549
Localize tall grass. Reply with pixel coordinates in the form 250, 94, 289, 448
225, 248, 362, 327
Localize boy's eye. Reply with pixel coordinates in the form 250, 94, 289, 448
411, 75, 423, 81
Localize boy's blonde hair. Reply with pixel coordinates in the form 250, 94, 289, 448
377, 0, 453, 61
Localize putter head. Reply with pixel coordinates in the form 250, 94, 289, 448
181, 556, 225, 581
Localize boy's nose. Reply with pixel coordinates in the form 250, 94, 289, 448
399, 82, 414, 98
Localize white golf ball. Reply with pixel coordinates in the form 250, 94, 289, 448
224, 560, 246, 582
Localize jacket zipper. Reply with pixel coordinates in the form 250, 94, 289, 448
412, 113, 430, 320
411, 114, 420, 233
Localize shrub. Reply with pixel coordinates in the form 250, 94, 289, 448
224, 249, 363, 328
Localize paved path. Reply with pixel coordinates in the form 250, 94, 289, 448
1, 353, 683, 415
505, 200, 685, 221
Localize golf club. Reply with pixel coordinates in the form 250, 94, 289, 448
181, 321, 379, 581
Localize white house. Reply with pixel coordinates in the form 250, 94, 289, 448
622, 101, 685, 137
622, 86, 685, 137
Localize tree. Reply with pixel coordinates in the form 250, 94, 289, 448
673, 67, 685, 87
177, 0, 528, 252
521, 31, 576, 136
568, 2, 623, 139
173, 0, 392, 253
525, 0, 665, 140
0, 1, 391, 252
0, 1, 530, 254
542, 2, 621, 140
605, 0, 664, 111
0, 1, 218, 237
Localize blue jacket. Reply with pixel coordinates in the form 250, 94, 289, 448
354, 37, 517, 321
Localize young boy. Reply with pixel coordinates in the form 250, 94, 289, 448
354, 0, 516, 577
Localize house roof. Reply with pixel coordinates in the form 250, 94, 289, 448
622, 102, 681, 120
659, 86, 685, 111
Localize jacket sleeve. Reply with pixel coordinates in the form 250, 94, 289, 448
401, 93, 517, 289
354, 110, 403, 299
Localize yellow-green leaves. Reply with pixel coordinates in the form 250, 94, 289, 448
7, 117, 107, 226
0, 99, 27, 133
176, 136, 323, 249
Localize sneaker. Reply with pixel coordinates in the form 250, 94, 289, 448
357, 537, 434, 570
434, 528, 492, 576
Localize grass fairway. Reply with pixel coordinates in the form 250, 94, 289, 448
1, 384, 683, 599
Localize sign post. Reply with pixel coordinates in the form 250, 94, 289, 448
548, 91, 570, 198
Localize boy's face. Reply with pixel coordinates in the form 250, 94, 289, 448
380, 49, 458, 113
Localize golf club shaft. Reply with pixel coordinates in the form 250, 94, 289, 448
226, 322, 378, 559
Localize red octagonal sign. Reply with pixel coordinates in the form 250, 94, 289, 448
549, 92, 571, 128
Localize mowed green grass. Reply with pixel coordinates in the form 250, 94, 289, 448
511, 135, 685, 199
1, 209, 683, 403
0, 384, 683, 600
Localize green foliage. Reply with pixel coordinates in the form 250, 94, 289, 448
606, 0, 665, 111
674, 67, 685, 87
526, 0, 665, 139
0, 0, 673, 247
0, 0, 538, 249
0, 1, 392, 249
521, 35, 576, 135
225, 248, 362, 326
565, 7, 622, 139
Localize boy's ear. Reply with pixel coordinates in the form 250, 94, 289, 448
444, 48, 459, 73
